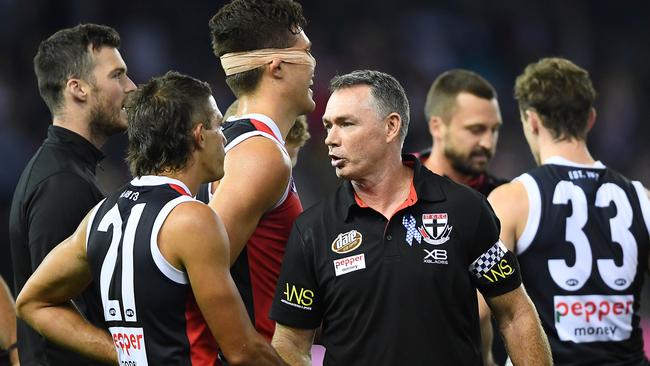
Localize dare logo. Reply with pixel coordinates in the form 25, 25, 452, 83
331, 230, 363, 254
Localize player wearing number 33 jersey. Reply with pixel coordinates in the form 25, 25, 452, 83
489, 57, 650, 365
514, 159, 650, 364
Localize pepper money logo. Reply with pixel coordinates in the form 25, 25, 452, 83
331, 230, 363, 254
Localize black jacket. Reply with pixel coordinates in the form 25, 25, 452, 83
9, 126, 106, 366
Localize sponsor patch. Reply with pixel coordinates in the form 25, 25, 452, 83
331, 230, 363, 254
554, 295, 633, 343
110, 326, 148, 365
423, 248, 448, 264
469, 240, 506, 282
281, 283, 314, 310
419, 213, 452, 245
333, 253, 366, 276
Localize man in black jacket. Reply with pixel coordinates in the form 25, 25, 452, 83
9, 23, 135, 365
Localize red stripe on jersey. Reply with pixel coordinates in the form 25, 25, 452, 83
185, 292, 220, 365
247, 190, 303, 339
169, 184, 190, 196
249, 119, 280, 142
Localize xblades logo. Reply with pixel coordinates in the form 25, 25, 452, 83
423, 248, 448, 264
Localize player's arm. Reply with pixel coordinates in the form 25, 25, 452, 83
487, 181, 529, 252
162, 202, 287, 366
477, 291, 497, 366
475, 182, 529, 363
271, 323, 315, 366
0, 277, 18, 365
487, 286, 552, 365
209, 138, 291, 265
15, 209, 118, 365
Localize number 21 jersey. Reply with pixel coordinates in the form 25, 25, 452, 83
86, 176, 219, 365
515, 157, 650, 365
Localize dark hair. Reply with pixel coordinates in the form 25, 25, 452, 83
424, 69, 497, 122
126, 71, 214, 176
329, 70, 410, 144
33, 23, 121, 116
515, 57, 597, 141
209, 0, 307, 96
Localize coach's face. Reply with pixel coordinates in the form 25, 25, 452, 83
323, 85, 389, 180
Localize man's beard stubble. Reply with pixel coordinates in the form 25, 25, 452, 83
444, 144, 492, 177
89, 99, 126, 141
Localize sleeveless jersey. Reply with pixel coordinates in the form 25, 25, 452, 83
515, 156, 650, 365
197, 114, 303, 340
86, 176, 219, 365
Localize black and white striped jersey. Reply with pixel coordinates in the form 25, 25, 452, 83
86, 176, 219, 365
515, 156, 650, 365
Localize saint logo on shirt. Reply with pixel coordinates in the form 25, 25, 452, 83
419, 213, 453, 245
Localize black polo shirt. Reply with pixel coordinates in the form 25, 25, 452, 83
270, 155, 521, 365
9, 125, 106, 366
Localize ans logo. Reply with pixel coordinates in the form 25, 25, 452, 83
331, 230, 363, 254
482, 259, 514, 283
281, 283, 314, 310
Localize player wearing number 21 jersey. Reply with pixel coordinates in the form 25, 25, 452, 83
489, 57, 650, 365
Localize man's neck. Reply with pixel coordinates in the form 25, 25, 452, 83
424, 148, 477, 185
160, 170, 200, 197
539, 138, 595, 165
237, 94, 298, 140
352, 159, 413, 219
52, 113, 105, 149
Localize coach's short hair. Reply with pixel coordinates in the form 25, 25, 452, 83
126, 71, 213, 177
33, 23, 121, 116
329, 70, 410, 144
515, 57, 597, 141
209, 0, 307, 97
424, 69, 497, 122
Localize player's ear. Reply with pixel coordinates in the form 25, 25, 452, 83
525, 109, 540, 135
268, 58, 283, 79
66, 78, 90, 103
385, 113, 401, 143
428, 116, 445, 139
193, 123, 205, 149
586, 108, 596, 132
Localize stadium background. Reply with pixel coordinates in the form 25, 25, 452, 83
1, 0, 649, 356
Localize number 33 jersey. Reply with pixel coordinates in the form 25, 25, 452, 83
515, 157, 650, 365
86, 176, 220, 366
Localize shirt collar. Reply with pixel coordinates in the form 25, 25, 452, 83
130, 175, 192, 196
229, 113, 285, 145
337, 154, 446, 221
543, 156, 606, 169
47, 125, 105, 167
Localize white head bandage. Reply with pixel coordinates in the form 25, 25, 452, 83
220, 48, 316, 76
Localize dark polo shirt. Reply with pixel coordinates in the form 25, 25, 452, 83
271, 155, 521, 365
